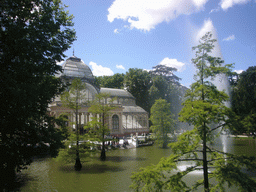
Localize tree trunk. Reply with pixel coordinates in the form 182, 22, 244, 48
162, 117, 167, 148
100, 132, 106, 161
203, 122, 209, 191
74, 151, 82, 171
100, 111, 106, 161
201, 51, 209, 191
74, 101, 82, 171
100, 146, 106, 161
74, 125, 82, 171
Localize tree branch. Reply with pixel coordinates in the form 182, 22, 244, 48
207, 157, 232, 163
209, 123, 226, 133
174, 158, 204, 162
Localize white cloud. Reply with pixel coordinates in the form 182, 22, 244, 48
223, 34, 235, 41
159, 57, 185, 72
89, 61, 114, 76
143, 69, 151, 72
234, 69, 244, 74
108, 0, 209, 31
116, 64, 125, 70
220, 0, 251, 11
209, 7, 220, 13
114, 28, 119, 33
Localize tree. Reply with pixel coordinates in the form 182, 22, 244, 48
149, 65, 183, 125
0, 0, 75, 187
55, 114, 71, 140
231, 66, 256, 136
60, 78, 87, 171
130, 32, 256, 192
95, 73, 124, 89
150, 64, 181, 85
87, 93, 116, 161
124, 68, 151, 113
149, 76, 171, 107
150, 99, 175, 148
179, 32, 233, 191
55, 132, 91, 166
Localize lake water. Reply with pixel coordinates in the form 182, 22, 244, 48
17, 136, 256, 192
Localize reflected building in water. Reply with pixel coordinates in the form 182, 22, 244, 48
49, 55, 149, 136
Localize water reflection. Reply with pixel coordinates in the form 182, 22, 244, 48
59, 163, 125, 174
105, 156, 147, 162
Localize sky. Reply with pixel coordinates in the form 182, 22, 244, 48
59, 0, 256, 87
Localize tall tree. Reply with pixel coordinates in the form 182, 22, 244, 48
231, 66, 256, 136
150, 99, 175, 148
149, 76, 171, 106
0, 0, 75, 186
181, 32, 231, 191
61, 78, 87, 171
150, 64, 181, 85
87, 93, 116, 161
149, 64, 183, 121
130, 32, 256, 192
124, 68, 151, 113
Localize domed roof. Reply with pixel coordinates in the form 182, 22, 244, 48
100, 88, 135, 99
61, 56, 94, 80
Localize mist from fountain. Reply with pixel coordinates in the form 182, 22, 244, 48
176, 19, 232, 174
208, 24, 232, 156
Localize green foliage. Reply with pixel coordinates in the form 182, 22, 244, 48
59, 78, 87, 169
95, 73, 124, 89
149, 76, 171, 106
150, 64, 181, 85
124, 68, 151, 112
130, 32, 256, 192
131, 130, 256, 191
87, 93, 116, 160
41, 115, 68, 157
130, 153, 193, 192
150, 99, 175, 148
55, 133, 92, 164
149, 65, 185, 130
0, 0, 75, 186
95, 66, 184, 123
212, 154, 256, 192
61, 78, 87, 110
231, 66, 256, 136
55, 114, 71, 140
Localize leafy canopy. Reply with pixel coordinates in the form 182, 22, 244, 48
0, 0, 75, 185
61, 78, 87, 110
95, 73, 124, 89
124, 68, 151, 113
87, 93, 116, 161
231, 66, 256, 136
59, 78, 88, 170
150, 99, 175, 148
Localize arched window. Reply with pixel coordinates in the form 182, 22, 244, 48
112, 115, 119, 130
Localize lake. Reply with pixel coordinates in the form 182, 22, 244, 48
17, 136, 256, 191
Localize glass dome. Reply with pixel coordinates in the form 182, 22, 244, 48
61, 56, 94, 80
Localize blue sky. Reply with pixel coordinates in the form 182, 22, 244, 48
59, 0, 256, 87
